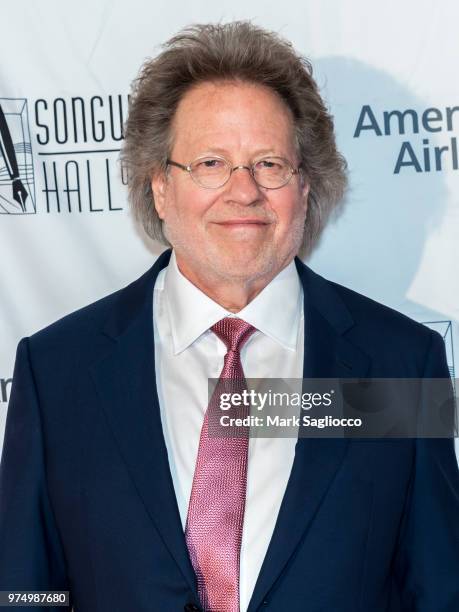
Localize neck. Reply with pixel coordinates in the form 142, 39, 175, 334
174, 253, 293, 313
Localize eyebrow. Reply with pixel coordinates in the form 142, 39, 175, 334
197, 147, 282, 158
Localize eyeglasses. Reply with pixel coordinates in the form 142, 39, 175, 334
166, 155, 301, 190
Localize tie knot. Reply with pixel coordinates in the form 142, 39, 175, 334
211, 317, 257, 352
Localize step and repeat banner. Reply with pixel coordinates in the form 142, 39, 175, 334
1, 1, 458, 458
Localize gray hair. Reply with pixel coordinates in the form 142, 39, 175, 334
121, 21, 347, 257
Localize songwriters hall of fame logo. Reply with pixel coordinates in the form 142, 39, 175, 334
0, 98, 35, 214
0, 94, 128, 215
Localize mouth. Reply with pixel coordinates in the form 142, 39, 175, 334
213, 219, 270, 228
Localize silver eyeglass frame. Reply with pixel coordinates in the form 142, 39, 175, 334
166, 155, 301, 190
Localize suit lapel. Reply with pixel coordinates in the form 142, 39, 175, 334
90, 248, 199, 599
247, 258, 371, 612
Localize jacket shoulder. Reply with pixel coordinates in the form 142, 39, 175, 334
27, 265, 154, 352
330, 279, 431, 340
326, 277, 442, 374
300, 261, 442, 376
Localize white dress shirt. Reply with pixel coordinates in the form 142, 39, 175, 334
153, 249, 304, 611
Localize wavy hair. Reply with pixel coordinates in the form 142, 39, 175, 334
121, 21, 347, 257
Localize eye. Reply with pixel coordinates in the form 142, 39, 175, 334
254, 158, 285, 171
259, 160, 276, 168
196, 158, 226, 169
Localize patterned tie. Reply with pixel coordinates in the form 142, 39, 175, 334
185, 317, 257, 612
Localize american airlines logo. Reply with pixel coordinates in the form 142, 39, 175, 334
0, 378, 12, 404
354, 104, 458, 174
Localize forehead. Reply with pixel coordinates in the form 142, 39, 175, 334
170, 80, 297, 158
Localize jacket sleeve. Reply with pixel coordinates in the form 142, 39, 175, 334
0, 338, 72, 611
394, 330, 459, 610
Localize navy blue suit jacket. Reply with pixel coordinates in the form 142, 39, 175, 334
1, 248, 459, 611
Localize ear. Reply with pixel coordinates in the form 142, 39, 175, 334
151, 171, 168, 220
300, 172, 310, 211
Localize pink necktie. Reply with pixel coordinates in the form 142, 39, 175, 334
185, 317, 257, 612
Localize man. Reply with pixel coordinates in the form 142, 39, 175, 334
1, 21, 458, 612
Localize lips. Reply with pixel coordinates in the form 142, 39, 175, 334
215, 219, 268, 225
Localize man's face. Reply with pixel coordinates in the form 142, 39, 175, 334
151, 80, 309, 285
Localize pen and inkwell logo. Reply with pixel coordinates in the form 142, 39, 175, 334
0, 98, 35, 214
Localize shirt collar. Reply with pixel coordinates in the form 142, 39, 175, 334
164, 249, 303, 355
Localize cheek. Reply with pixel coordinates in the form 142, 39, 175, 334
270, 194, 305, 229
168, 183, 219, 222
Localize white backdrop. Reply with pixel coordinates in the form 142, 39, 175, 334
1, 1, 458, 459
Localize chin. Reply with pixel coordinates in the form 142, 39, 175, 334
206, 247, 278, 280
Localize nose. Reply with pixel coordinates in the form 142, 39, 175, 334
222, 164, 262, 204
